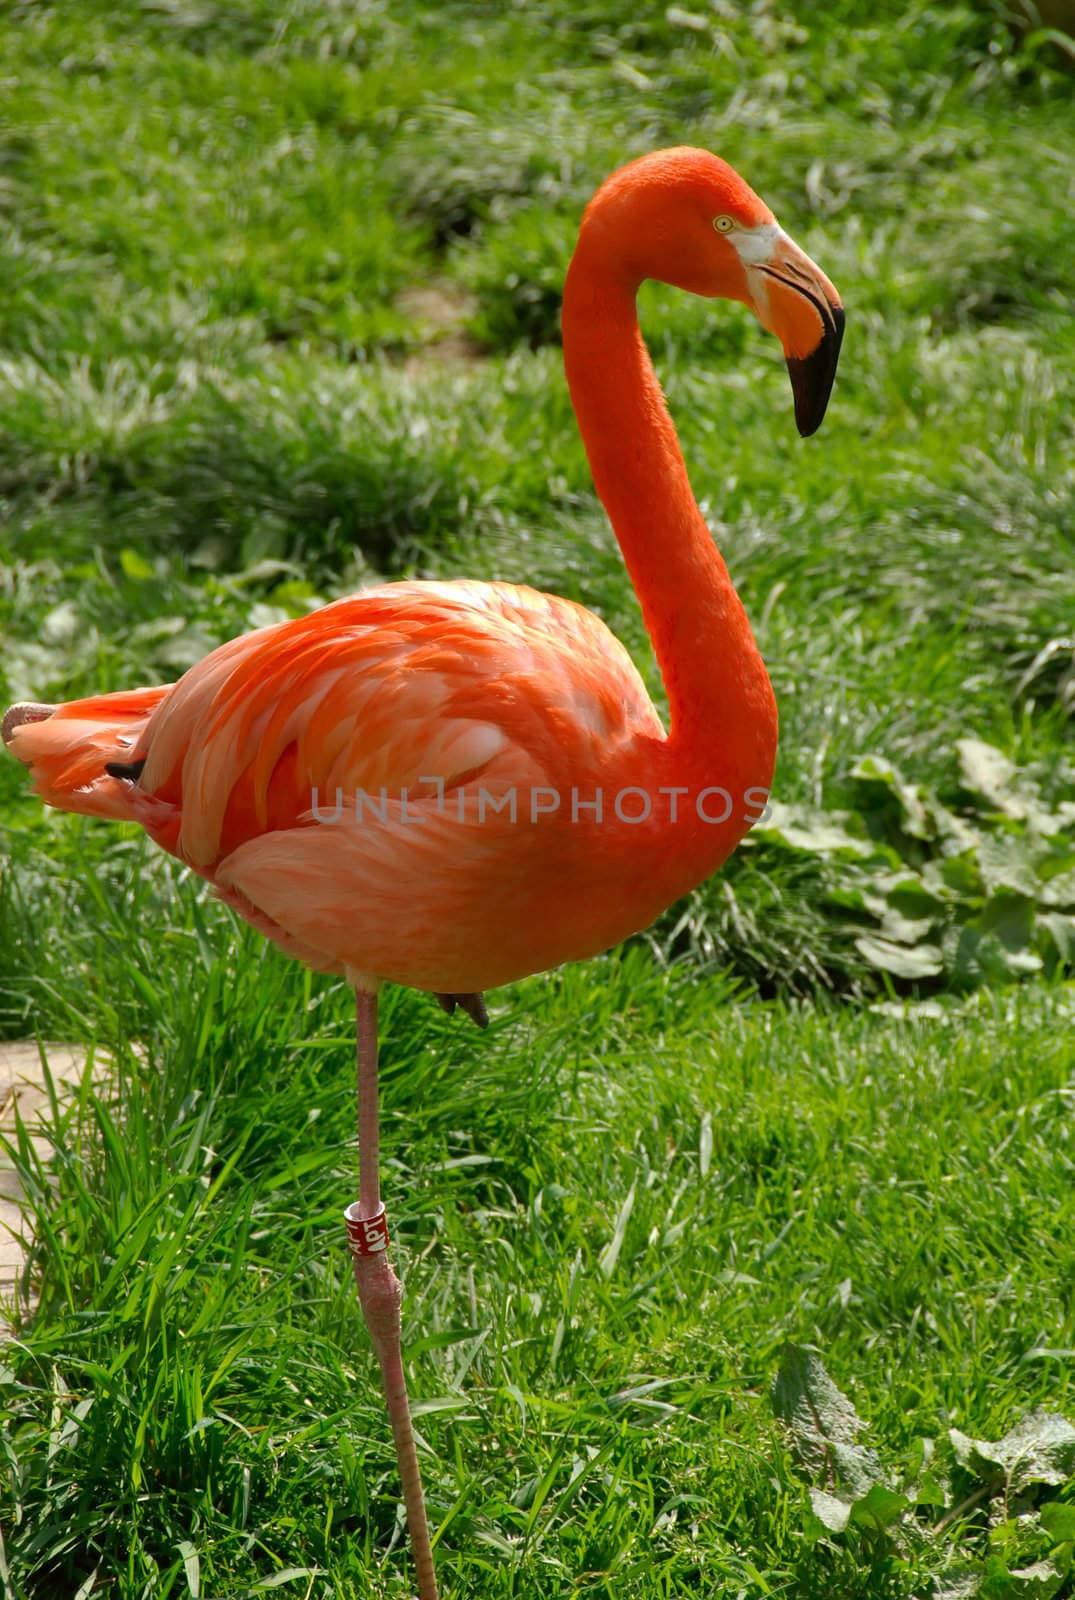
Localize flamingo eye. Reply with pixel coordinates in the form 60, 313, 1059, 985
713, 214, 736, 234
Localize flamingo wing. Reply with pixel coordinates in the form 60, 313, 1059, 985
132, 579, 660, 872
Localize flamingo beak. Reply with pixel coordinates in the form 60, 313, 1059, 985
746, 231, 844, 438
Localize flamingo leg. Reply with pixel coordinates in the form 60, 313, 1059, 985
346, 986, 439, 1600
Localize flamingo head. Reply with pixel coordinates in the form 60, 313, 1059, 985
584, 148, 845, 437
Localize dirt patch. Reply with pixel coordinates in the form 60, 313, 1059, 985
397, 280, 488, 374
1, 1041, 110, 1329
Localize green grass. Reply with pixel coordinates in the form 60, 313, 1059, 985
1, 0, 1074, 1594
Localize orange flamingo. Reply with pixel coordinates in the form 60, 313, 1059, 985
3, 149, 842, 1598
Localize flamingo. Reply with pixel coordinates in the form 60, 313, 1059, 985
2, 148, 842, 1597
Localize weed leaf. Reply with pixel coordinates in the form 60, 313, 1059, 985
849, 1481, 910, 1531
1039, 1502, 1075, 1542
932, 1570, 984, 1600
956, 739, 1021, 811
949, 1410, 1075, 1492
855, 934, 945, 978
772, 1343, 882, 1497
809, 1487, 852, 1533
1001, 1560, 1068, 1599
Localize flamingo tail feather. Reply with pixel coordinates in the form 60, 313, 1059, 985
1, 687, 170, 820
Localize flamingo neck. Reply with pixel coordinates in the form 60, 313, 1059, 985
562, 246, 776, 784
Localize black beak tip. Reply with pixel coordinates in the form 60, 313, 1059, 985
787, 303, 845, 438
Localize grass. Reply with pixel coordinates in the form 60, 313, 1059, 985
1, 0, 1074, 1594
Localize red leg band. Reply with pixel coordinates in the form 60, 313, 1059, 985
344, 1200, 390, 1256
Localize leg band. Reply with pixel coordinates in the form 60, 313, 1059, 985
345, 1200, 390, 1257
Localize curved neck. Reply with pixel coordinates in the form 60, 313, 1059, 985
562, 243, 776, 781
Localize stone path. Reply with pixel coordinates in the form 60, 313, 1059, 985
0, 1040, 103, 1325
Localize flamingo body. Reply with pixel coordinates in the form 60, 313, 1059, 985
4, 576, 771, 993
